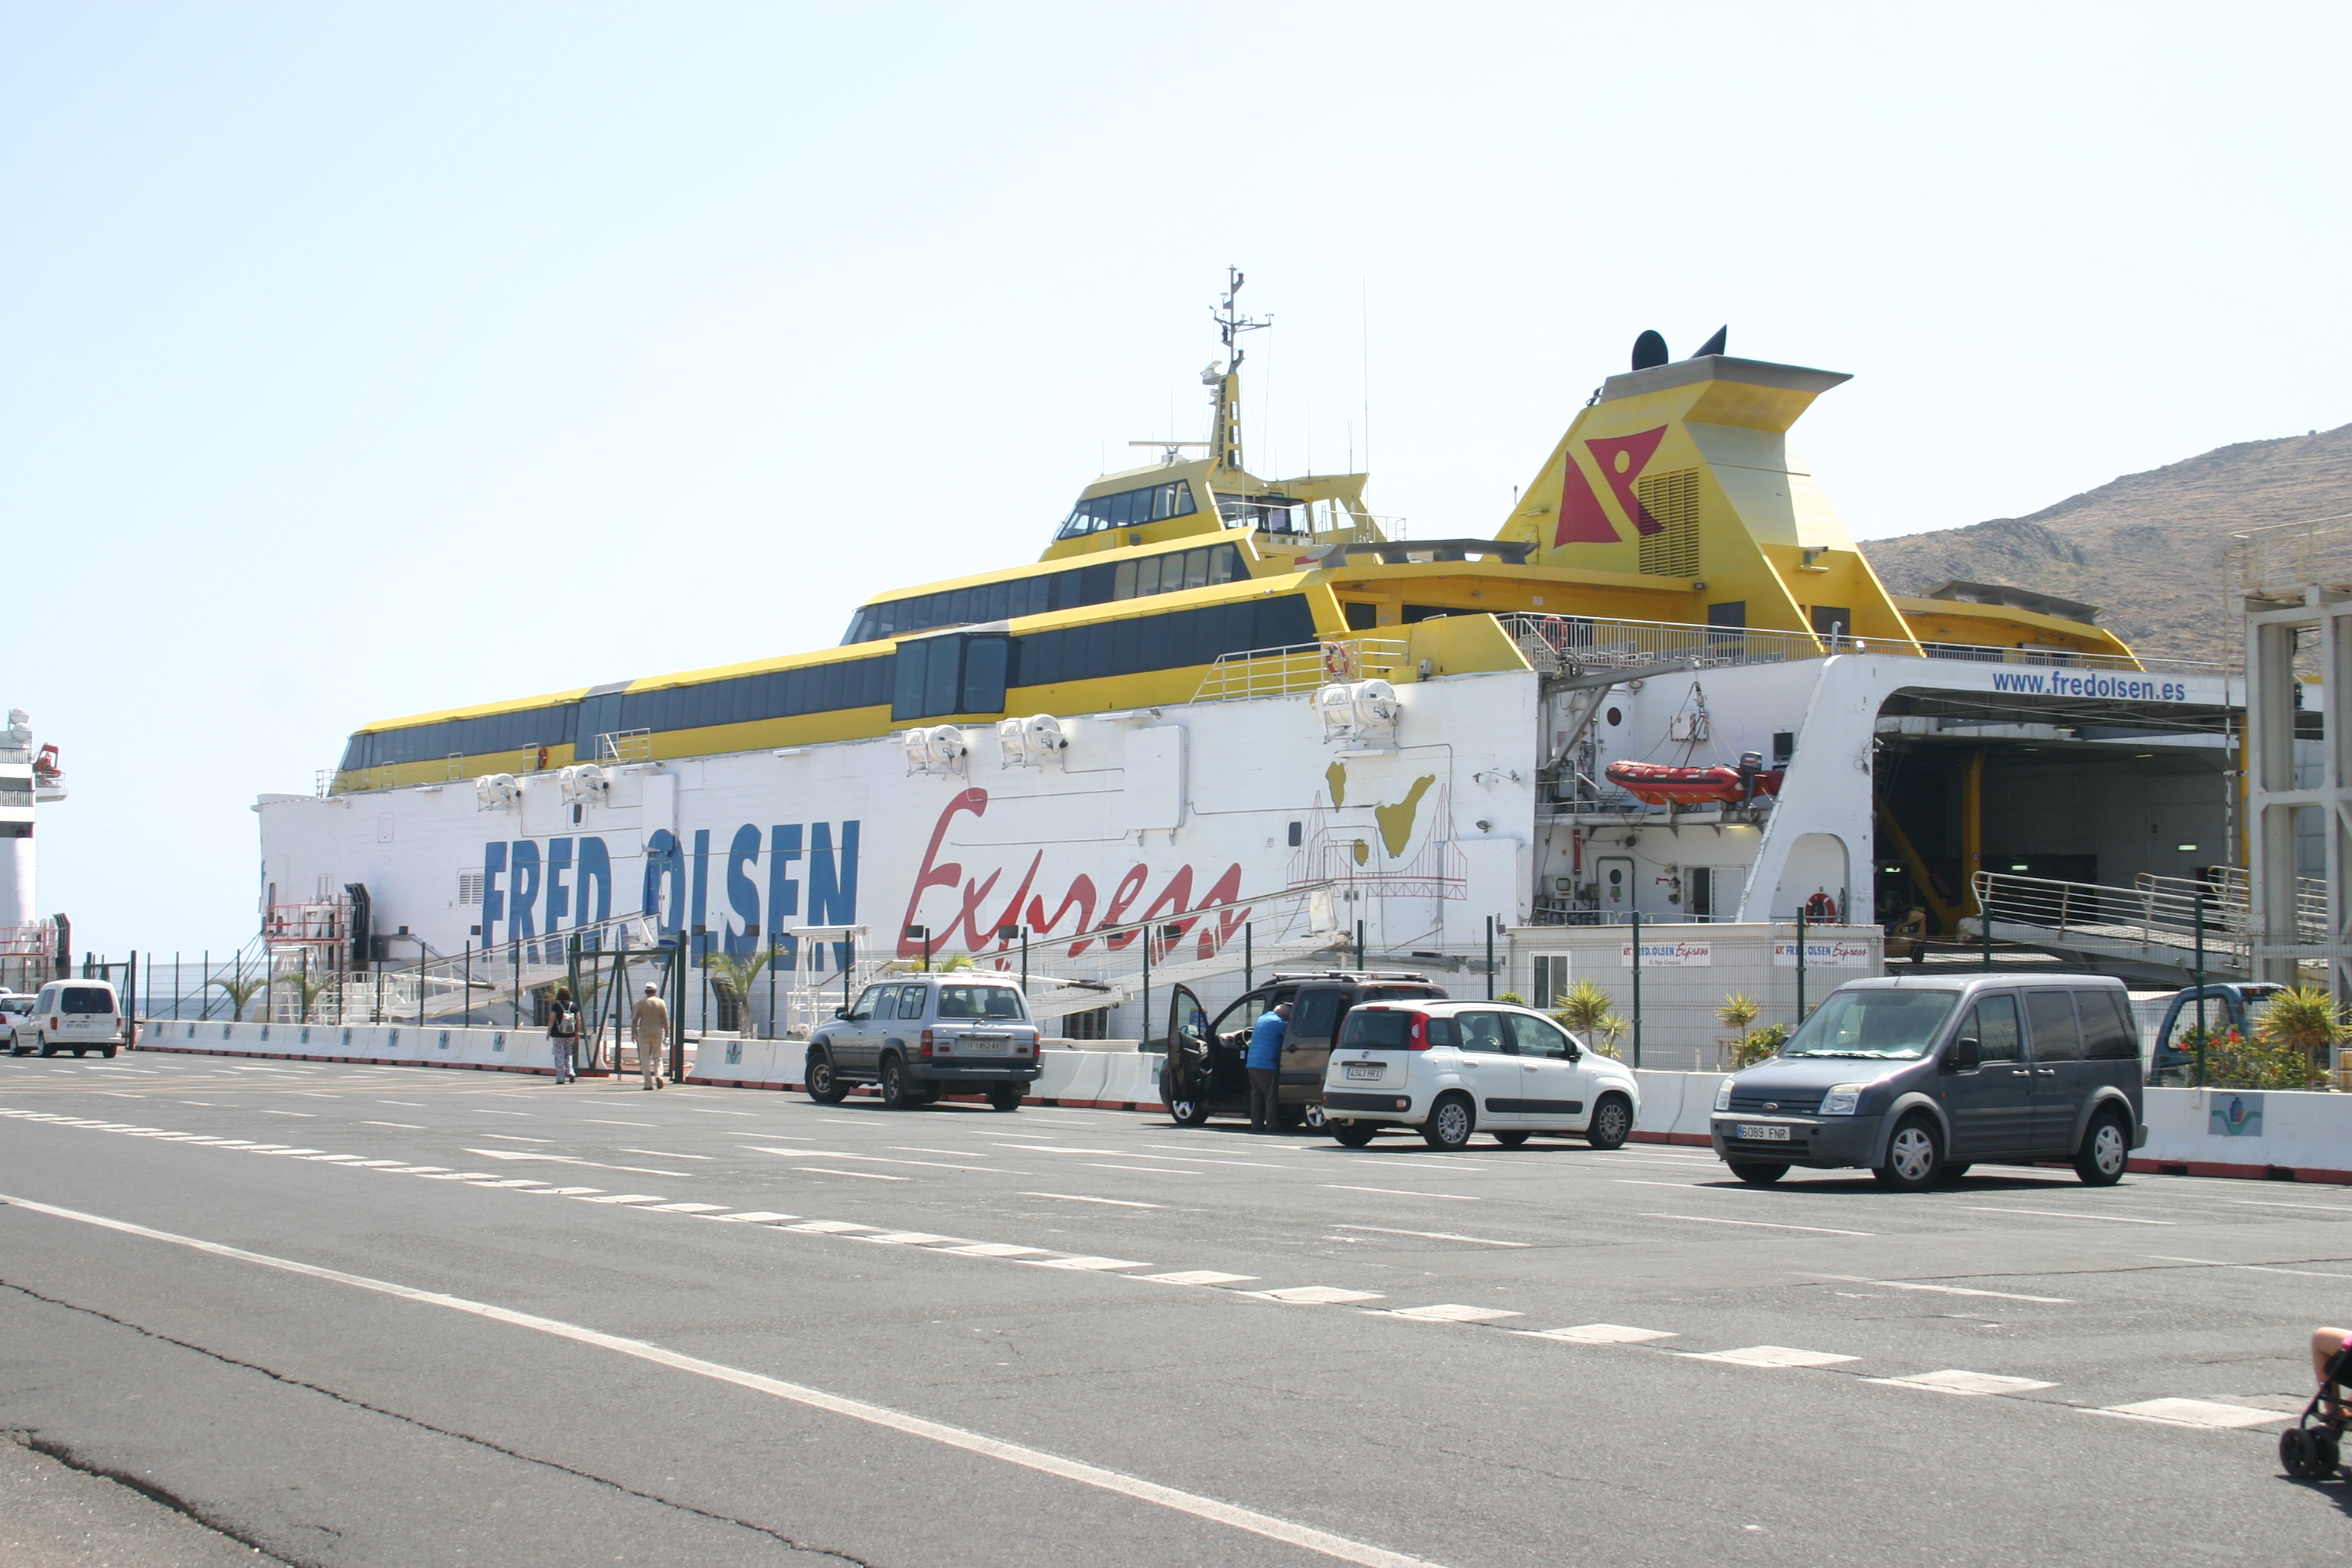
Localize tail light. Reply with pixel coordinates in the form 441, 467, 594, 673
919, 1029, 934, 1057
1407, 1012, 1433, 1051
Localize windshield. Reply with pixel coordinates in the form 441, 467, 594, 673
1781, 989, 1959, 1060
936, 985, 1027, 1021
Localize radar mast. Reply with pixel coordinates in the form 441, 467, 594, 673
1202, 266, 1269, 475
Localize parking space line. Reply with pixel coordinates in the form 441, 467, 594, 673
1643, 1212, 1873, 1236
1325, 1184, 1478, 1202
1958, 1206, 2173, 1226
1802, 1273, 2072, 1304
1680, 1345, 1859, 1369
1334, 1225, 1530, 1248
1866, 1370, 2056, 1396
2146, 1253, 2352, 1280
1518, 1324, 1676, 1344
1024, 1192, 1162, 1207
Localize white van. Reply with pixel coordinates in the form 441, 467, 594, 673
24, 980, 126, 1057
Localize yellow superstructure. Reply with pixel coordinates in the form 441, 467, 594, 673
327, 309, 2145, 796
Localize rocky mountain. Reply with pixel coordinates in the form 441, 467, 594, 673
1861, 423, 2352, 666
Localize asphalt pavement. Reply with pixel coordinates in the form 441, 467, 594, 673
2, 1050, 2348, 1566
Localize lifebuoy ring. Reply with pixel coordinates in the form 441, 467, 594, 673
1321, 643, 1351, 682
1804, 890, 1840, 923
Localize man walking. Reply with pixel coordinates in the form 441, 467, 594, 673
547, 985, 580, 1084
1246, 1000, 1290, 1133
631, 982, 670, 1090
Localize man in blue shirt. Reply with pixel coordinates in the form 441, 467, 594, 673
1246, 1000, 1291, 1133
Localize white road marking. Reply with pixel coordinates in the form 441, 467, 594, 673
2146, 1253, 2352, 1280
1031, 1256, 1151, 1272
1335, 1225, 1530, 1248
1643, 1212, 1874, 1237
2228, 1199, 2352, 1215
1957, 1206, 2173, 1226
644, 1202, 730, 1213
1244, 1286, 1385, 1305
2094, 1398, 2285, 1429
466, 1149, 688, 1178
0, 1192, 1447, 1568
864, 1232, 965, 1246
1086, 1163, 1201, 1176
792, 1168, 910, 1181
1803, 1274, 2073, 1304
1866, 1370, 2056, 1396
362, 1121, 425, 1130
576, 1193, 667, 1204
893, 1147, 990, 1157
1325, 1185, 1478, 1202
710, 1211, 799, 1223
685, 1109, 758, 1116
1140, 1270, 1256, 1285
745, 1147, 1014, 1174
945, 1243, 1054, 1258
1520, 1324, 1676, 1344
377, 1101, 426, 1107
1681, 1346, 1859, 1369
1381, 1304, 1522, 1323
1023, 1192, 1162, 1208
587, 1119, 659, 1128
482, 1133, 556, 1143
621, 1149, 714, 1161
1332, 1155, 1485, 1171
260, 1110, 315, 1118
784, 1220, 877, 1233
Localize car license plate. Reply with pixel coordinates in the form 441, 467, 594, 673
1734, 1123, 1792, 1142
961, 1035, 1008, 1055
1344, 1063, 1383, 1081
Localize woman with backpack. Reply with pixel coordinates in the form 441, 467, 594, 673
547, 986, 580, 1084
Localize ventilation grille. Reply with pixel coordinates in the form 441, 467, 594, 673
1635, 469, 1701, 577
458, 871, 485, 906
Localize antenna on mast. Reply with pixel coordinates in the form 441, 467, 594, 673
1203, 266, 1269, 474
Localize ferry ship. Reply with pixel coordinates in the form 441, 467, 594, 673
253, 276, 2241, 1052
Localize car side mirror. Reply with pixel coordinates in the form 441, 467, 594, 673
1948, 1036, 1980, 1071
833, 1007, 849, 1020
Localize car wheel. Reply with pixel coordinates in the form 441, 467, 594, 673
72, 1048, 87, 1057
1730, 1162, 1788, 1185
1587, 1093, 1634, 1151
38, 1044, 54, 1057
1422, 1093, 1475, 1151
2073, 1110, 2130, 1187
1493, 1130, 1530, 1147
102, 1045, 117, 1059
1301, 1103, 1328, 1130
1168, 1096, 1211, 1128
1331, 1122, 1377, 1148
805, 1051, 848, 1104
988, 1086, 1023, 1112
879, 1057, 913, 1109
1937, 1162, 1972, 1183
1873, 1116, 1943, 1192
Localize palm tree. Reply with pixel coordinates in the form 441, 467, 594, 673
2256, 986, 2344, 1072
704, 949, 779, 1034
1593, 1011, 1631, 1059
1717, 992, 1762, 1037
277, 970, 330, 1024
208, 975, 266, 1022
1552, 977, 1614, 1039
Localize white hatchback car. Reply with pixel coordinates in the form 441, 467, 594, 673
1319, 1000, 1641, 1151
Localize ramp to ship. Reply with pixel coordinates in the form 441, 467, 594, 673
1962, 869, 2324, 986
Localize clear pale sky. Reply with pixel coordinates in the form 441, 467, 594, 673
5, 3, 2347, 955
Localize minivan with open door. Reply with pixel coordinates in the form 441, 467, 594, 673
1160, 971, 1449, 1129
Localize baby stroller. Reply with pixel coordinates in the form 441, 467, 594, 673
2280, 1341, 2350, 1478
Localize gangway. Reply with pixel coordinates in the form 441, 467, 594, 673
1963, 871, 2277, 985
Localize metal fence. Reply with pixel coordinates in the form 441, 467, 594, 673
2227, 512, 2352, 603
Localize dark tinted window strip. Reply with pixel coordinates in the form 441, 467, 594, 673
349, 595, 1312, 768
841, 542, 1244, 645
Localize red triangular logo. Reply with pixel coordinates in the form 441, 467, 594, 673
1553, 452, 1620, 545
1586, 426, 1669, 535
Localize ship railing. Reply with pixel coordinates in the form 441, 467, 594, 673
2134, 868, 2329, 945
1194, 638, 1412, 702
1496, 612, 2236, 681
2227, 511, 2352, 602
596, 730, 655, 764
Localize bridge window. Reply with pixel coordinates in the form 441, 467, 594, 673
1055, 480, 1197, 540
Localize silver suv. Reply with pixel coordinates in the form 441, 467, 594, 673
805, 975, 1041, 1111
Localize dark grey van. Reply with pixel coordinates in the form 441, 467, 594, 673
1708, 974, 2145, 1191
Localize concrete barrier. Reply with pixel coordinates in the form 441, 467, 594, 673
2132, 1085, 2352, 1184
